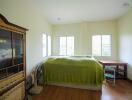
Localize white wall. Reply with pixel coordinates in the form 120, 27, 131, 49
0, 0, 52, 75
118, 9, 132, 80
52, 21, 118, 60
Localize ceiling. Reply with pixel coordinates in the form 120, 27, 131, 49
31, 0, 132, 24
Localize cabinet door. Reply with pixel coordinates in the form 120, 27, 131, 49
12, 32, 23, 65
0, 29, 12, 69
0, 81, 25, 100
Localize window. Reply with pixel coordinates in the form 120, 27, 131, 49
42, 34, 46, 57
102, 35, 111, 56
92, 35, 111, 56
67, 37, 74, 55
42, 34, 51, 57
48, 35, 51, 56
59, 36, 74, 56
60, 37, 66, 55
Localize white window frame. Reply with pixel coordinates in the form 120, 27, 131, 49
92, 35, 112, 57
59, 36, 74, 56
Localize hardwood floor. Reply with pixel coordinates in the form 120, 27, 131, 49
32, 80, 132, 100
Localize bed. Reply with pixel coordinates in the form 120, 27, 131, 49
42, 57, 104, 90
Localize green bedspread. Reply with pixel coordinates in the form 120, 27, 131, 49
42, 57, 104, 86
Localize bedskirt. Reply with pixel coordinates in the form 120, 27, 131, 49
46, 82, 102, 90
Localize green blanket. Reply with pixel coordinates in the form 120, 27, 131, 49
42, 57, 104, 86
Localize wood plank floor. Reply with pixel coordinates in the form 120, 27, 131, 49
32, 80, 132, 100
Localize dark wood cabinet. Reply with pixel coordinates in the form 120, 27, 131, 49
0, 14, 28, 100
0, 29, 12, 69
0, 29, 25, 79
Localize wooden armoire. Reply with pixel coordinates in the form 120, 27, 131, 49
0, 14, 27, 100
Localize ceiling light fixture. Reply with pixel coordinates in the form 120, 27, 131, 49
57, 17, 61, 21
123, 2, 130, 7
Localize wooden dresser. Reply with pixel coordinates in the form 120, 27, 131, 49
0, 14, 27, 100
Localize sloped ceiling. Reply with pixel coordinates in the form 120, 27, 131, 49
31, 0, 132, 24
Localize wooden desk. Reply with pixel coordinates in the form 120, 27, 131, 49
99, 60, 127, 79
